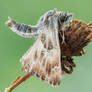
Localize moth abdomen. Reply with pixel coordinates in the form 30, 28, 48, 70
15, 23, 32, 33
6, 17, 39, 38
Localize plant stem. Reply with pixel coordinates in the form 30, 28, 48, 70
8, 72, 31, 92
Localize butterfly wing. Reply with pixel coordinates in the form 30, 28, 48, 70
21, 21, 62, 85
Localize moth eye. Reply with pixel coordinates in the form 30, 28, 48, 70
60, 13, 67, 22
60, 12, 73, 23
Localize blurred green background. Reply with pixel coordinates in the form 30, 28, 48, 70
0, 0, 92, 92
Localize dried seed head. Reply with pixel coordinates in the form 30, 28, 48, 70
59, 20, 92, 74
59, 20, 92, 57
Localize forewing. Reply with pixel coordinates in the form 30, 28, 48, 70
21, 17, 62, 86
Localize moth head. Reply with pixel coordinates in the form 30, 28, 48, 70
59, 12, 73, 26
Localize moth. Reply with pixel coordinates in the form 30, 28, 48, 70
5, 9, 92, 92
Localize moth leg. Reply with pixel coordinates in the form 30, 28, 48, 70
5, 17, 38, 38
7, 72, 31, 92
